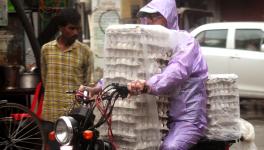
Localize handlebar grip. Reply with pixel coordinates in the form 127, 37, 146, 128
66, 90, 76, 94
141, 86, 146, 93
111, 83, 129, 98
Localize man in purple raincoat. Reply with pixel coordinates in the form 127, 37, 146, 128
128, 0, 208, 149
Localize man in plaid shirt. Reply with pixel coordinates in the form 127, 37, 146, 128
40, 8, 94, 149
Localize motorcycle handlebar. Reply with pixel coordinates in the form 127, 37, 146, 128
66, 82, 149, 101
108, 83, 129, 99
65, 83, 129, 103
66, 90, 76, 94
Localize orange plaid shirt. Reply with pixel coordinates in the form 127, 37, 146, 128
41, 40, 94, 122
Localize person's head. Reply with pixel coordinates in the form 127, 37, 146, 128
138, 12, 167, 27
137, 0, 179, 30
58, 8, 81, 45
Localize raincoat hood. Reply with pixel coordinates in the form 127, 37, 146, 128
139, 0, 179, 30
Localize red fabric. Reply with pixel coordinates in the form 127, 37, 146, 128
11, 82, 43, 121
10, 113, 31, 121
225, 144, 230, 150
30, 82, 44, 118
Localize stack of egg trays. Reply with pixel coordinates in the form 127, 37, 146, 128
99, 24, 173, 150
205, 74, 241, 141
157, 96, 170, 138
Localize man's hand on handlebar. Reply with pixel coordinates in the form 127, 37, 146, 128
77, 80, 150, 100
78, 85, 102, 99
127, 80, 151, 95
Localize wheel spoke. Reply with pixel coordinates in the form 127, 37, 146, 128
0, 103, 45, 150
12, 144, 37, 150
13, 130, 42, 143
0, 136, 7, 140
0, 140, 9, 146
11, 118, 36, 138
13, 123, 40, 140
11, 117, 29, 138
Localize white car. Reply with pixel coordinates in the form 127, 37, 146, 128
190, 22, 264, 98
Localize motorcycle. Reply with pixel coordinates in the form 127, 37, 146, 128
48, 82, 239, 150
48, 83, 129, 150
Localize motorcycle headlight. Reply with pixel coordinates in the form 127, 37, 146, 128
55, 116, 77, 145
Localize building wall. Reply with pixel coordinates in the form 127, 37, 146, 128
220, 0, 264, 21
120, 0, 146, 23
184, 0, 264, 23
90, 0, 120, 81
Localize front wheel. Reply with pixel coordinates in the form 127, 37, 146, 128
0, 102, 45, 150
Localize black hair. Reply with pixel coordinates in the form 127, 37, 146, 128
58, 8, 81, 27
38, 8, 81, 46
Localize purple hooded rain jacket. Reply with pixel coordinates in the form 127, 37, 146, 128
139, 0, 208, 149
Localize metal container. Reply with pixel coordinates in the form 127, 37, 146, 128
19, 72, 40, 89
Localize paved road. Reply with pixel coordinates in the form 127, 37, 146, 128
251, 119, 264, 150
230, 119, 264, 150
231, 99, 264, 150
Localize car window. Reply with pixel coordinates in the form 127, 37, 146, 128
235, 29, 264, 51
195, 29, 227, 48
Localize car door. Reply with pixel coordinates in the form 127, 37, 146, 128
229, 29, 264, 97
195, 29, 231, 74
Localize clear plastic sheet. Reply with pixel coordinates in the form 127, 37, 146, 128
101, 24, 243, 147
99, 24, 175, 149
206, 74, 241, 141
229, 118, 257, 150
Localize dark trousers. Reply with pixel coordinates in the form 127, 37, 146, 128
41, 120, 60, 150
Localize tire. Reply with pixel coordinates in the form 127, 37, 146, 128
0, 102, 45, 150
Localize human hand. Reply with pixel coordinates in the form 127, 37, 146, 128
78, 85, 102, 98
127, 80, 150, 95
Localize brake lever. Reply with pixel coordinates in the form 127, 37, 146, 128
83, 90, 88, 101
